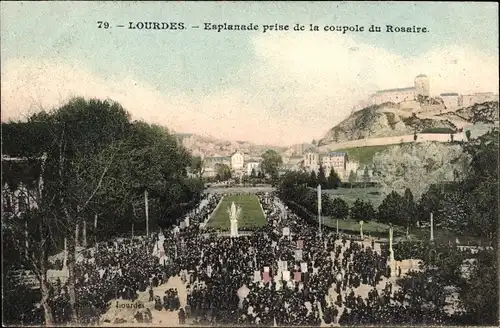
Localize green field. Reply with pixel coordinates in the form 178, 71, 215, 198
208, 195, 267, 230
320, 217, 407, 238
335, 145, 394, 165
324, 187, 385, 208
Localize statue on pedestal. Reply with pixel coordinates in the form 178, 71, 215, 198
359, 220, 364, 239
227, 202, 241, 238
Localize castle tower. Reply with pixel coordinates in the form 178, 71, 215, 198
414, 74, 430, 97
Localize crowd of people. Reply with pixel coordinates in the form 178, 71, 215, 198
169, 192, 400, 326
14, 190, 457, 326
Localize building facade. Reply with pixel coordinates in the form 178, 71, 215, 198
231, 152, 245, 171
302, 151, 360, 181
2, 156, 44, 220
246, 162, 261, 176
459, 92, 499, 108
303, 151, 320, 171
414, 74, 430, 97
440, 93, 460, 110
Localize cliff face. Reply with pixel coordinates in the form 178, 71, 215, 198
437, 101, 499, 124
318, 103, 457, 146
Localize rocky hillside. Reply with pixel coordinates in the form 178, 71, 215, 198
174, 133, 286, 158
436, 101, 499, 124
318, 104, 458, 146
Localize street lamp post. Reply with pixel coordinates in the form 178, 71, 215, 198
317, 184, 322, 236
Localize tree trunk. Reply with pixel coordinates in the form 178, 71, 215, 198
40, 278, 55, 326
67, 228, 78, 323
38, 223, 55, 326
67, 246, 78, 322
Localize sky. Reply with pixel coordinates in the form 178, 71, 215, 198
1, 1, 498, 146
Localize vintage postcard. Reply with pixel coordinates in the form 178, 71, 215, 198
1, 1, 498, 327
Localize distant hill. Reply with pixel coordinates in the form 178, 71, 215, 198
436, 101, 499, 124
318, 103, 458, 147
173, 132, 287, 158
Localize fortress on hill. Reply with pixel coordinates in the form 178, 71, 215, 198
353, 75, 499, 113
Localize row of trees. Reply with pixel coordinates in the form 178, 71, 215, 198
279, 128, 498, 241
278, 171, 376, 222
307, 165, 371, 190
2, 98, 204, 325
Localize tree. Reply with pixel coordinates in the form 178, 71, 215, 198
458, 249, 498, 325
403, 188, 417, 234
350, 199, 375, 222
330, 197, 349, 220
377, 191, 404, 225
190, 156, 205, 179
261, 149, 283, 178
215, 163, 231, 181
327, 168, 341, 190
250, 168, 256, 178
309, 170, 317, 187
362, 166, 370, 189
417, 184, 442, 225
414, 132, 417, 141
317, 165, 327, 188
2, 98, 132, 324
348, 170, 357, 189
2, 98, 198, 324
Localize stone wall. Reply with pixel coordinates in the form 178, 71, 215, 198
318, 132, 465, 152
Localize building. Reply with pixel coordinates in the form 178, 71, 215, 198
303, 151, 320, 172
231, 151, 245, 171
345, 161, 361, 180
440, 93, 460, 110
414, 74, 430, 97
459, 92, 499, 108
302, 151, 359, 182
321, 152, 348, 171
202, 156, 231, 178
371, 87, 417, 105
352, 74, 430, 112
2, 155, 44, 220
246, 161, 261, 176
370, 74, 430, 106
204, 156, 231, 168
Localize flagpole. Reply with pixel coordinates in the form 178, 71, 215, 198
317, 184, 322, 236
145, 189, 149, 237
430, 212, 434, 242
94, 214, 98, 246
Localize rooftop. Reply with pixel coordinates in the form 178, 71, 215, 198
376, 87, 416, 94
327, 152, 347, 157
440, 93, 459, 96
206, 156, 231, 160
416, 74, 427, 78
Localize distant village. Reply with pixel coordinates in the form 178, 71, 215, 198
196, 150, 364, 183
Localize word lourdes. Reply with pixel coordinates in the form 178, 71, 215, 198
114, 301, 145, 309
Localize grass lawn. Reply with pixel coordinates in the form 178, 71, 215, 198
207, 195, 267, 230
324, 187, 385, 208
319, 216, 487, 245
320, 217, 407, 238
335, 145, 395, 165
